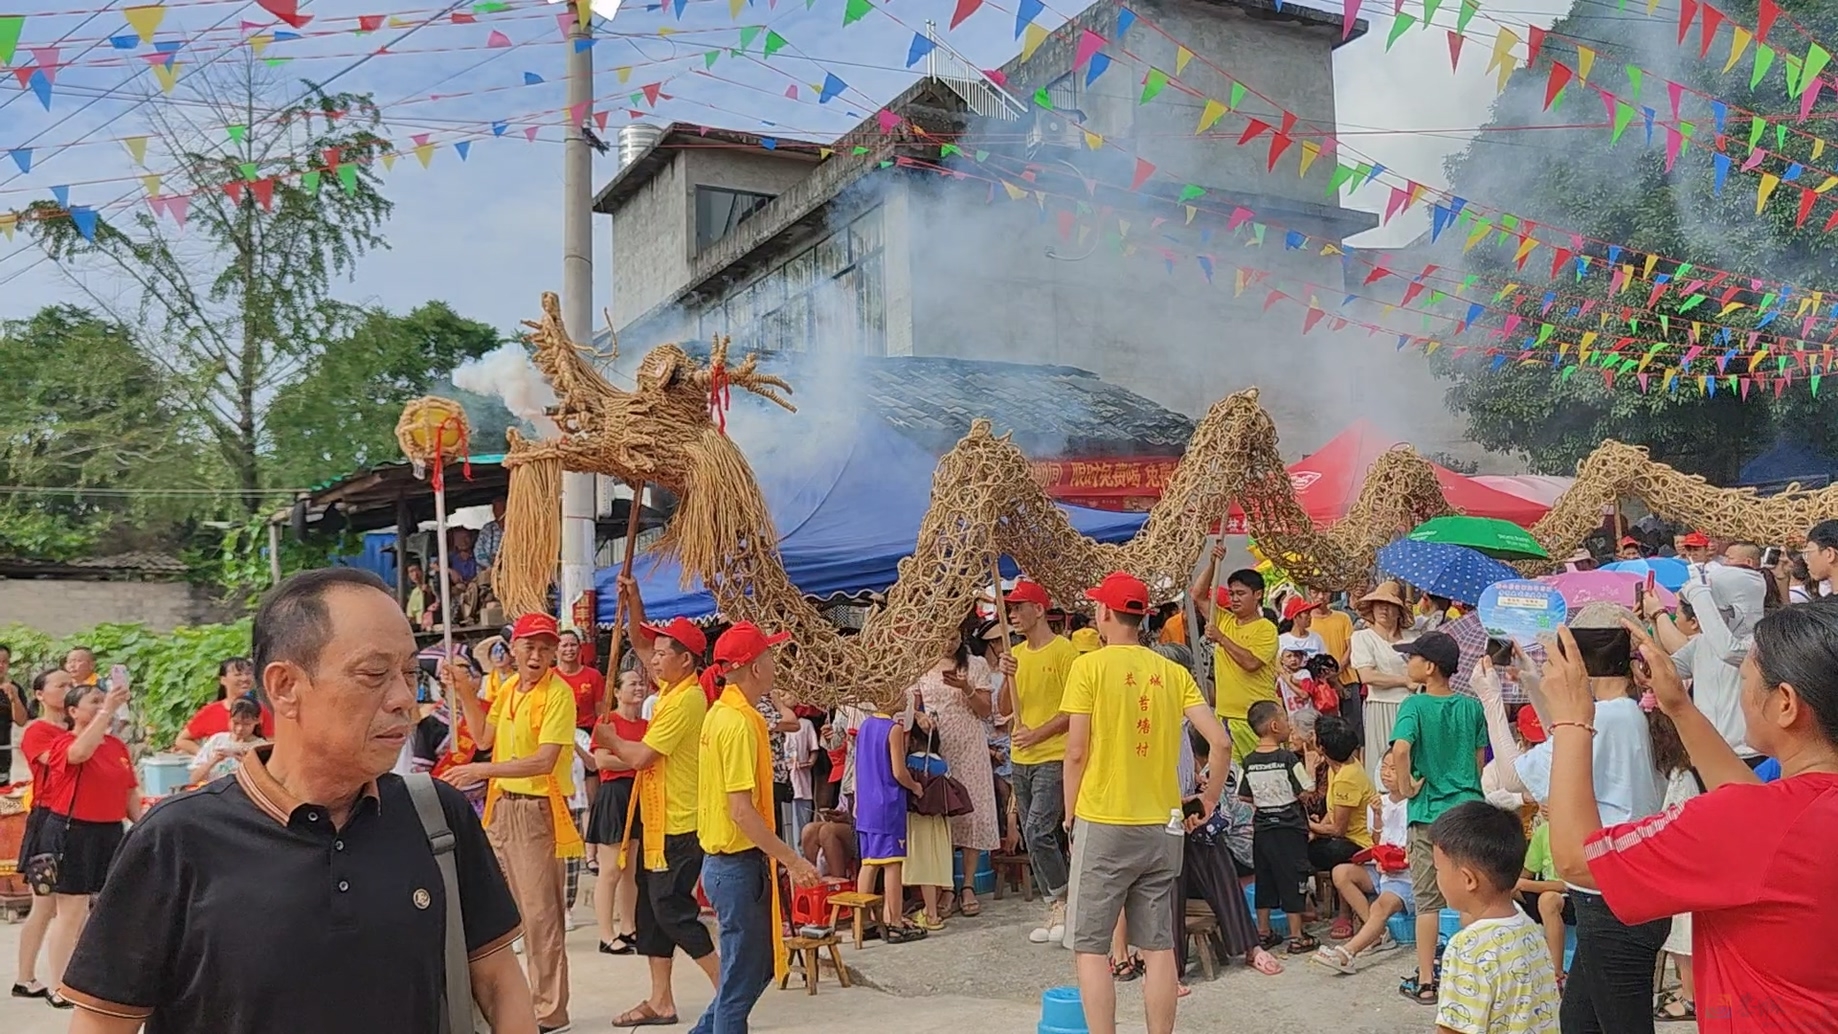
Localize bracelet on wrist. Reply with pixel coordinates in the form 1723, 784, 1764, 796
1548, 720, 1596, 735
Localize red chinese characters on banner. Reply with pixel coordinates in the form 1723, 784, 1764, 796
1030, 456, 1179, 512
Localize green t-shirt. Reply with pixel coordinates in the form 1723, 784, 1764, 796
1390, 691, 1487, 826
1523, 823, 1556, 881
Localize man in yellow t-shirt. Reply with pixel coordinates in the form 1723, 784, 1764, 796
444, 611, 581, 1032
996, 578, 1080, 945
1061, 571, 1232, 1034
1308, 589, 1356, 689
695, 622, 821, 1034
1190, 552, 1278, 764
595, 575, 715, 1028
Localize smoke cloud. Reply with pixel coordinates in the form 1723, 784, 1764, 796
453, 342, 561, 437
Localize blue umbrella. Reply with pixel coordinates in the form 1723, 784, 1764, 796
1599, 556, 1690, 592
1376, 539, 1521, 607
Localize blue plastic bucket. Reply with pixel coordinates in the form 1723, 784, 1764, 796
1386, 912, 1416, 945
952, 850, 997, 897
1437, 907, 1462, 947
1038, 986, 1085, 1034
1240, 884, 1290, 936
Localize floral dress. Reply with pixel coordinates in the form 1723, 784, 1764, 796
918, 656, 999, 853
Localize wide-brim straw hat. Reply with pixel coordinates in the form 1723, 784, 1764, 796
1356, 580, 1410, 620
471, 635, 506, 669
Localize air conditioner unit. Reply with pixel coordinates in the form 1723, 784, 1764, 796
1027, 110, 1084, 156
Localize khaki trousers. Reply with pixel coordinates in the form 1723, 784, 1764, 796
486, 795, 570, 1028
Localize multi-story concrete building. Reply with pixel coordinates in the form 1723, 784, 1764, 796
594, 0, 1477, 459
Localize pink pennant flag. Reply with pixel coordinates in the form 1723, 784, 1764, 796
1227, 206, 1253, 231
784, 84, 797, 99
1596, 85, 1616, 121
1447, 30, 1464, 72
569, 101, 588, 124
1664, 126, 1683, 171
876, 109, 901, 133
1801, 79, 1821, 122
524, 126, 540, 142
594, 110, 610, 130
148, 195, 167, 218
31, 47, 60, 84
1382, 186, 1409, 224
1073, 29, 1104, 70
1742, 147, 1767, 171
1637, 372, 1650, 392
487, 30, 511, 47
1666, 80, 1683, 120
411, 133, 431, 146
1342, 0, 1361, 40
556, 10, 575, 36
166, 193, 190, 228
984, 69, 1006, 87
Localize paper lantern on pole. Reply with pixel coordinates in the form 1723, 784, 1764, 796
396, 396, 471, 488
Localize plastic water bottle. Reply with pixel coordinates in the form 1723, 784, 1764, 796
1164, 807, 1185, 836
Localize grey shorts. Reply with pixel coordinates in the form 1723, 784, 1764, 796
1407, 822, 1446, 911
1063, 819, 1183, 954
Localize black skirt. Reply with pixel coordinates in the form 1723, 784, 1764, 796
28, 814, 125, 896
586, 777, 636, 846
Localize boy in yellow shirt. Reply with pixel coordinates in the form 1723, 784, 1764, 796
1061, 571, 1233, 1034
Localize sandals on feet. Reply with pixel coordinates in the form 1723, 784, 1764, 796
885, 922, 928, 944
1110, 955, 1142, 981
1328, 918, 1355, 941
1258, 930, 1283, 950
1286, 934, 1320, 955
1398, 976, 1439, 1005
12, 983, 49, 1000
1655, 997, 1696, 1022
1247, 948, 1284, 975
960, 897, 982, 917
1311, 945, 1357, 975
600, 934, 637, 955
611, 1002, 678, 1028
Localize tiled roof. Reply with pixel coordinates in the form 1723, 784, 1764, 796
0, 551, 190, 577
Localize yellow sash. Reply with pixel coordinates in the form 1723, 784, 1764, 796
481, 673, 585, 860
621, 677, 695, 872
716, 686, 788, 984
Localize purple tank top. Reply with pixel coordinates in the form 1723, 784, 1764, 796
854, 715, 905, 837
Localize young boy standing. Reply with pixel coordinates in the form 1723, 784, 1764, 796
1240, 699, 1316, 955
1429, 801, 1560, 1034
1387, 631, 1488, 1005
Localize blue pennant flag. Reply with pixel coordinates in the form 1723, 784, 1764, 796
1465, 302, 1484, 326
70, 207, 97, 241
454, 141, 470, 160
673, 0, 687, 16
906, 33, 935, 68
109, 34, 138, 49
1363, 162, 1385, 186
759, 137, 777, 149
819, 72, 847, 104
574, 38, 595, 52
1085, 51, 1111, 86
524, 72, 544, 84
1117, 7, 1135, 36
1196, 254, 1213, 281
1014, 0, 1044, 37
1490, 354, 1508, 371
28, 70, 51, 110
1284, 229, 1304, 249
8, 148, 30, 174
492, 121, 507, 136
1642, 106, 1655, 145
1430, 204, 1452, 242
1606, 244, 1622, 263
50, 184, 69, 208
273, 30, 301, 40
1713, 152, 1730, 195
1785, 162, 1803, 181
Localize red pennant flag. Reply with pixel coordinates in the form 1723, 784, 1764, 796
1400, 280, 1427, 307
1279, 110, 1297, 136
256, 0, 312, 28
1055, 210, 1073, 240
1699, 5, 1724, 59
1265, 134, 1292, 171
1130, 158, 1155, 190
358, 14, 384, 31
949, 0, 982, 29
1237, 118, 1272, 145
594, 110, 610, 130
1756, 0, 1778, 42
1603, 370, 1615, 390
451, 10, 476, 23
1526, 25, 1545, 68
322, 146, 341, 169
1447, 30, 1464, 72
1549, 247, 1573, 278
1543, 62, 1571, 109
1303, 306, 1326, 333
641, 82, 662, 105
1775, 377, 1787, 397
1740, 377, 1751, 399
251, 178, 275, 212
1823, 206, 1838, 232
223, 180, 246, 203
1798, 187, 1817, 228
1677, 0, 1698, 43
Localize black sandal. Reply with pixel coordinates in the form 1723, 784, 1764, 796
1258, 930, 1283, 950
1287, 934, 1320, 954
885, 923, 928, 944
1398, 975, 1438, 1005
1110, 955, 1139, 980
48, 991, 75, 1010
1655, 997, 1696, 1022
11, 983, 48, 999
600, 933, 637, 955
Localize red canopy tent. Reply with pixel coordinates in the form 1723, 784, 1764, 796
1223, 420, 1549, 533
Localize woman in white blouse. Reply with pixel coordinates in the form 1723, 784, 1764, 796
1348, 581, 1417, 777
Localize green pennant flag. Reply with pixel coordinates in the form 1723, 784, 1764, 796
0, 15, 23, 66
1759, 291, 1777, 309
1076, 200, 1093, 215
842, 0, 871, 26
704, 50, 719, 68
1177, 183, 1204, 202
1350, 162, 1371, 191
1675, 262, 1693, 276
1386, 10, 1415, 49
852, 145, 870, 155
263, 56, 291, 67
1807, 44, 1832, 90
1140, 67, 1169, 104
1753, 44, 1775, 89
1034, 87, 1053, 108
239, 161, 259, 181
1249, 223, 1266, 246
1456, 0, 1478, 34
228, 124, 248, 143
1612, 101, 1635, 142
1327, 162, 1357, 196
1459, 273, 1479, 290
763, 30, 788, 57
974, 149, 988, 162
301, 170, 320, 194
1229, 81, 1245, 110
878, 159, 892, 168
1561, 365, 1578, 381
1814, 373, 1823, 396
941, 143, 962, 157
630, 92, 643, 107
1536, 322, 1554, 345
1784, 53, 1804, 98
1626, 65, 1642, 100
1429, 290, 1446, 304
1750, 116, 1766, 148
1679, 120, 1695, 152
738, 24, 761, 48
337, 164, 358, 193
472, 1, 511, 12
1501, 213, 1520, 231
1678, 294, 1707, 312
1422, 0, 1443, 25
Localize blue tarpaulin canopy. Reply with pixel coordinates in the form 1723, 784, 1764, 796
598, 416, 1146, 623
1736, 441, 1838, 489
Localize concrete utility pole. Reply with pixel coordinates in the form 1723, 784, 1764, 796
559, 7, 598, 636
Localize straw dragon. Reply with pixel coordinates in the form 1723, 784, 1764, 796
494, 292, 1838, 709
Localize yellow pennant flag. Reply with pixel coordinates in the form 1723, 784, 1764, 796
123, 4, 165, 44
1757, 172, 1781, 213
617, 66, 632, 83
381, 151, 398, 171
152, 62, 180, 93
1424, 340, 1442, 356
657, 26, 677, 35
414, 142, 436, 168
1196, 98, 1229, 134
1487, 28, 1519, 74
1406, 180, 1428, 206
1749, 349, 1770, 372
140, 173, 161, 197
1698, 375, 1708, 391
1496, 54, 1517, 92
1233, 268, 1248, 296
1319, 242, 1343, 256
0, 212, 14, 241
729, 0, 744, 18
1558, 342, 1571, 359
819, 147, 833, 159
1724, 26, 1752, 73
1576, 45, 1595, 83
1815, 138, 1826, 161
1643, 253, 1658, 278
1118, 219, 1131, 237
1720, 301, 1746, 317
1619, 263, 1634, 292
389, 16, 414, 27
1298, 139, 1321, 177
1498, 282, 1521, 298
1646, 0, 1660, 13
249, 33, 272, 55
1464, 221, 1491, 252
1175, 46, 1193, 74
1512, 235, 1537, 265
576, 0, 591, 27
1083, 130, 1102, 150
1022, 22, 1048, 61
1799, 295, 1816, 317
1002, 180, 1027, 200
123, 135, 149, 165
1381, 303, 1396, 316
1078, 224, 1091, 246
1184, 205, 1197, 224
1580, 330, 1599, 359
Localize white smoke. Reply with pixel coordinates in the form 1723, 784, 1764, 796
453, 343, 561, 436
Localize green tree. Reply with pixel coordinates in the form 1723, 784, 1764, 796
0, 306, 210, 559
265, 302, 509, 487
1427, 0, 1838, 481
24, 57, 392, 509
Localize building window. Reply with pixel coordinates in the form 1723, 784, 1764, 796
696, 205, 885, 355
695, 186, 775, 253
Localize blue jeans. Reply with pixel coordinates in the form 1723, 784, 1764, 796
689, 850, 775, 1034
1011, 760, 1069, 900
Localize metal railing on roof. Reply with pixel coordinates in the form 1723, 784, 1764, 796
923, 20, 1027, 121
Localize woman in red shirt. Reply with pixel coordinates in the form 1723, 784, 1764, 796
172, 657, 273, 754
1543, 610, 1838, 1034
587, 668, 648, 955
40, 679, 142, 1009
11, 669, 72, 1002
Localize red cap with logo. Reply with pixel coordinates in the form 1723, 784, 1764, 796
1084, 571, 1150, 616
1004, 580, 1052, 608
642, 617, 708, 657
712, 622, 791, 668
1680, 531, 1711, 548
510, 612, 561, 643
1281, 597, 1320, 621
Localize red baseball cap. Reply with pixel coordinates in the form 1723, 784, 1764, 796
1281, 597, 1319, 621
712, 621, 791, 668
1619, 536, 1640, 547
642, 617, 708, 657
510, 612, 561, 643
1084, 571, 1150, 615
1680, 531, 1711, 548
1004, 580, 1052, 608
1516, 706, 1547, 744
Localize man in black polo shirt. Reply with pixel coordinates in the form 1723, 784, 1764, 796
60, 568, 540, 1034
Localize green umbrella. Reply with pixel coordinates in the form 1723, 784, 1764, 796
1406, 515, 1550, 560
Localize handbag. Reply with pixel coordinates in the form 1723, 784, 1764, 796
25, 769, 81, 897
910, 772, 974, 818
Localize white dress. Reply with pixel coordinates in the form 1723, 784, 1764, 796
1350, 626, 1416, 777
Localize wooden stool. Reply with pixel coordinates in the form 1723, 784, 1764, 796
827, 891, 884, 949
991, 853, 1033, 901
1184, 909, 1221, 982
779, 933, 851, 995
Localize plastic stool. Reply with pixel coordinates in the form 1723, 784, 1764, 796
1039, 986, 1086, 1034
1437, 907, 1462, 947
1386, 911, 1417, 946
1239, 884, 1290, 937
1563, 925, 1577, 972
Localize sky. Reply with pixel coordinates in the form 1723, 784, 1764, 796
0, 0, 1576, 336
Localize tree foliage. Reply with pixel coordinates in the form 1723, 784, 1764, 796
1428, 0, 1838, 481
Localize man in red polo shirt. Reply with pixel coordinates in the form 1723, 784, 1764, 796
555, 629, 606, 731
